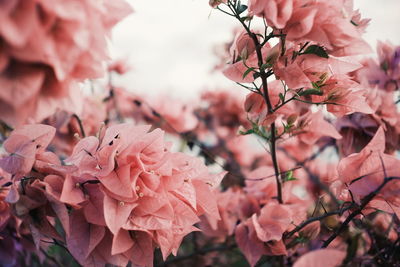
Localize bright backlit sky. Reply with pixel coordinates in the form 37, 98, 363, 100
110, 0, 400, 98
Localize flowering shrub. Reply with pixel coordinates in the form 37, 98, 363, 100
1, 0, 400, 266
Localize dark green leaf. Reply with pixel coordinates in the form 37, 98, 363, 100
294, 236, 309, 243
239, 129, 255, 135
311, 81, 320, 89
302, 45, 329, 59
242, 67, 255, 79
237, 4, 248, 15
298, 88, 323, 96
260, 63, 272, 70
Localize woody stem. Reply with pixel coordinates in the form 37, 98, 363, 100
229, 3, 283, 203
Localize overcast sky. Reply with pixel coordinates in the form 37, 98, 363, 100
110, 0, 400, 99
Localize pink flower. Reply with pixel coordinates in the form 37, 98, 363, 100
0, 124, 56, 180
65, 123, 225, 264
0, 0, 132, 126
251, 202, 292, 243
248, 0, 371, 56
0, 176, 11, 230
336, 89, 400, 156
293, 248, 346, 267
146, 95, 199, 133
249, 0, 294, 29
235, 219, 268, 267
199, 187, 249, 241
295, 111, 342, 145
335, 127, 400, 216
230, 30, 257, 60
235, 202, 294, 266
311, 75, 373, 116
284, 1, 371, 56
201, 90, 248, 130
356, 41, 400, 91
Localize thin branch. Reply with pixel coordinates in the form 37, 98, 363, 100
244, 166, 301, 181
235, 82, 261, 94
72, 114, 86, 138
284, 204, 354, 239
216, 6, 235, 16
279, 146, 340, 207
322, 176, 400, 248
227, 1, 283, 203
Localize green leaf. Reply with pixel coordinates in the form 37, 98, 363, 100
242, 67, 255, 79
239, 129, 255, 135
279, 93, 285, 102
260, 63, 272, 71
311, 81, 320, 89
302, 45, 329, 59
284, 170, 297, 182
294, 236, 309, 244
298, 88, 323, 96
237, 4, 248, 15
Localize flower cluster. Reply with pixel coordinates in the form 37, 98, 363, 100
0, 0, 132, 125
0, 124, 224, 266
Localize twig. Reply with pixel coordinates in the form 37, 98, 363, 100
227, 1, 283, 203
322, 176, 400, 248
72, 114, 86, 138
284, 204, 354, 239
279, 146, 341, 207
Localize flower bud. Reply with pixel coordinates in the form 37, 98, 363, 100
286, 114, 298, 125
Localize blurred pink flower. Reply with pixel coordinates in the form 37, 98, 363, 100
0, 0, 132, 126
293, 248, 346, 267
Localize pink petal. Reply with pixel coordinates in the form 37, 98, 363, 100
103, 195, 137, 234
111, 229, 134, 255
293, 249, 346, 267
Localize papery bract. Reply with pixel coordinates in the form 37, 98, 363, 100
293, 249, 346, 267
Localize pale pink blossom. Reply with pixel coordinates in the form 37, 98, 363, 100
0, 0, 132, 126
65, 123, 224, 264
293, 248, 346, 267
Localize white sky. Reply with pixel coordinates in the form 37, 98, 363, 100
110, 0, 400, 99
